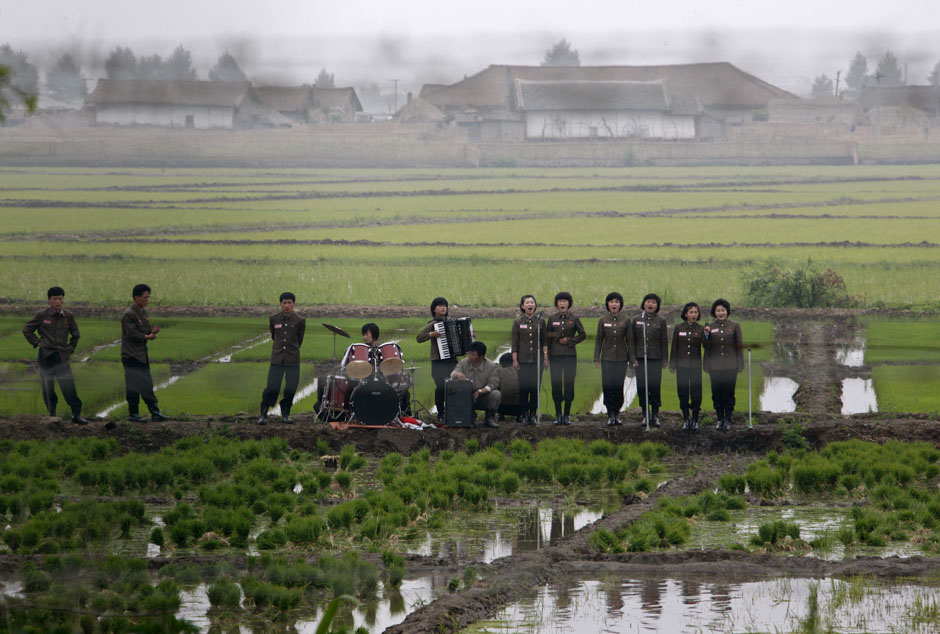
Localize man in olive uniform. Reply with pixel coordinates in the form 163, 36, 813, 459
22, 286, 88, 424
258, 292, 305, 425
121, 284, 169, 423
450, 340, 500, 428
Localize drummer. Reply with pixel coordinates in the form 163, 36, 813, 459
357, 323, 412, 416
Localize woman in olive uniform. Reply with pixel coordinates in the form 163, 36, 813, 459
629, 293, 669, 428
594, 292, 630, 426
416, 297, 454, 420
703, 298, 744, 430
545, 291, 586, 426
511, 294, 546, 426
669, 302, 705, 430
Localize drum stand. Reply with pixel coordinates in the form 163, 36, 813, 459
404, 365, 433, 421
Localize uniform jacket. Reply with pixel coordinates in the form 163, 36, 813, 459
629, 313, 669, 361
23, 307, 80, 362
594, 312, 630, 363
454, 357, 500, 392
511, 314, 546, 363
121, 303, 154, 363
416, 318, 446, 361
545, 312, 586, 357
669, 321, 705, 370
497, 366, 519, 405
269, 311, 305, 366
703, 319, 744, 372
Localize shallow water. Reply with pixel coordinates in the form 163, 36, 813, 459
405, 503, 607, 564
96, 374, 184, 418
841, 378, 878, 415
591, 377, 638, 415
836, 339, 866, 367
469, 576, 940, 633
759, 376, 798, 413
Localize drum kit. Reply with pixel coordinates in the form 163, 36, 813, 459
318, 323, 424, 426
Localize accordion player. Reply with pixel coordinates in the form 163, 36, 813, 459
433, 317, 475, 360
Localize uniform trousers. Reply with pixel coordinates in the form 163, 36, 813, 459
708, 369, 738, 415
38, 350, 82, 416
517, 362, 540, 415
636, 357, 664, 413
431, 358, 457, 416
122, 357, 159, 415
261, 363, 300, 412
675, 366, 703, 412
549, 355, 577, 410
600, 360, 628, 414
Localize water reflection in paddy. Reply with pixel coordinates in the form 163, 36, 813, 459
759, 376, 798, 413
406, 504, 606, 564
470, 576, 940, 634
841, 378, 878, 414
836, 339, 866, 367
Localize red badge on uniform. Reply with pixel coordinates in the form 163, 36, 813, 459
43, 319, 52, 324
274, 324, 283, 329
520, 324, 528, 329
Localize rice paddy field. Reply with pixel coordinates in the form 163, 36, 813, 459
3, 163, 940, 633
0, 164, 939, 308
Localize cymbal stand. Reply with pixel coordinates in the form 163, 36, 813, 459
404, 365, 432, 421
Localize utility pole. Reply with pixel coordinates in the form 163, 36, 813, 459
834, 70, 841, 99
875, 71, 883, 141
389, 78, 399, 113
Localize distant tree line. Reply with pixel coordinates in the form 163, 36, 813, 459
811, 50, 940, 99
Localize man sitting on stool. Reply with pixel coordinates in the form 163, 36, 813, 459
450, 341, 501, 428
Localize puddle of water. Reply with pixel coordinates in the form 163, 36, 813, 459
590, 377, 638, 415
691, 506, 925, 561
0, 580, 24, 599
841, 378, 878, 415
96, 374, 184, 418
472, 576, 940, 634
836, 339, 866, 367
405, 504, 606, 564
759, 376, 798, 413
176, 582, 212, 631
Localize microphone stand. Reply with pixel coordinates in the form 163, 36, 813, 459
535, 311, 543, 426
642, 312, 650, 432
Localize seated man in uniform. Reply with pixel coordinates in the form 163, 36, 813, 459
450, 340, 500, 428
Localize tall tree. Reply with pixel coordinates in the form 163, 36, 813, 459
46, 53, 86, 105
315, 67, 335, 88
0, 63, 37, 121
164, 45, 197, 81
0, 44, 39, 95
929, 61, 940, 86
810, 74, 834, 100
104, 46, 138, 80
208, 52, 247, 82
845, 52, 868, 92
876, 51, 904, 86
541, 39, 580, 67
137, 54, 166, 80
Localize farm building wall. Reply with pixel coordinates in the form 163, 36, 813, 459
524, 110, 695, 140
95, 105, 236, 130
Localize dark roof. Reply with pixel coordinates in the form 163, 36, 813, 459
420, 63, 798, 111
859, 85, 940, 113
254, 85, 315, 112
88, 79, 251, 107
515, 79, 670, 111
314, 87, 363, 112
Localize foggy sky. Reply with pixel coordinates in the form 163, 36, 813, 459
4, 0, 940, 99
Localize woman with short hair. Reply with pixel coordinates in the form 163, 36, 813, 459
594, 292, 630, 426
703, 298, 744, 430
629, 293, 669, 428
511, 294, 546, 425
669, 302, 705, 430
545, 291, 586, 426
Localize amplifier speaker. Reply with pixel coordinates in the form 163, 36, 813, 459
444, 379, 474, 428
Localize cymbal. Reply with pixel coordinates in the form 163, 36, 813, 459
322, 323, 351, 338
404, 366, 422, 371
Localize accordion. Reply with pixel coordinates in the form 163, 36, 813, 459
434, 317, 474, 360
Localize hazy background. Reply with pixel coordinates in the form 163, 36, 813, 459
4, 0, 940, 100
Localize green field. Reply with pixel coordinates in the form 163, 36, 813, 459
1, 165, 939, 309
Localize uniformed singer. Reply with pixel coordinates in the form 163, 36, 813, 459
545, 291, 585, 426
669, 302, 705, 430
511, 294, 546, 426
258, 292, 305, 425
703, 298, 744, 430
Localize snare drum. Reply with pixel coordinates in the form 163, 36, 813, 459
342, 343, 375, 379
377, 342, 404, 376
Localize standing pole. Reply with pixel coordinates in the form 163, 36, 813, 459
643, 320, 650, 432
747, 346, 753, 429
536, 313, 544, 426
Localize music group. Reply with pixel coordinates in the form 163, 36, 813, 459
21, 287, 743, 431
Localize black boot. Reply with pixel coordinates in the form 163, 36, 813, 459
681, 407, 690, 430
529, 411, 539, 426
554, 411, 564, 426
281, 406, 293, 424
258, 404, 268, 426
652, 407, 661, 428
128, 412, 147, 423
71, 412, 89, 425
691, 409, 700, 430
483, 410, 499, 428
563, 414, 571, 426
715, 409, 723, 429
150, 410, 169, 422
606, 413, 616, 427
724, 410, 733, 430
613, 413, 622, 426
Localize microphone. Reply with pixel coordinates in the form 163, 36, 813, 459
536, 311, 543, 320
642, 310, 646, 318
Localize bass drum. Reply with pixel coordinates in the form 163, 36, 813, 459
350, 379, 400, 426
